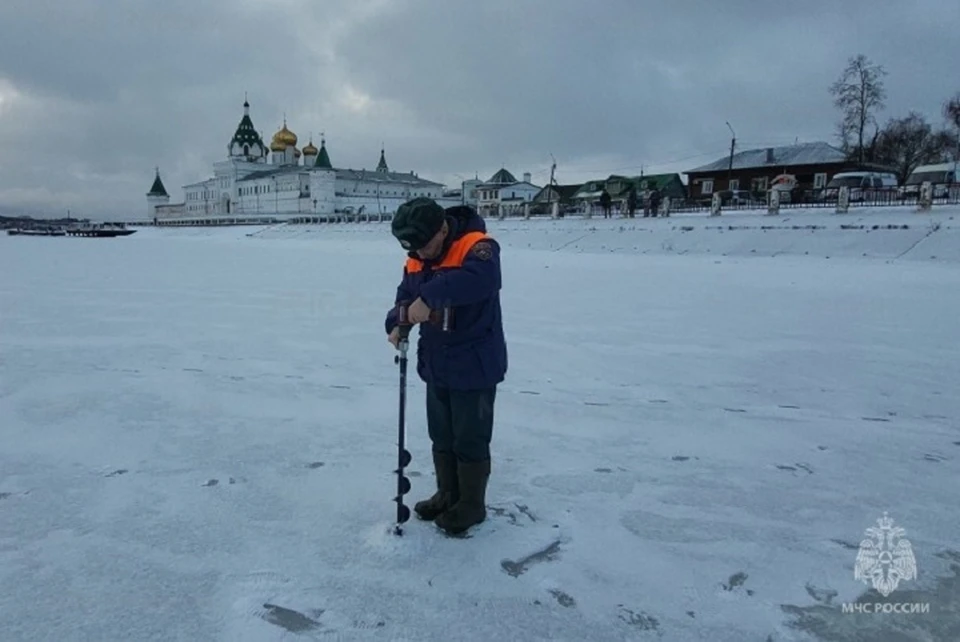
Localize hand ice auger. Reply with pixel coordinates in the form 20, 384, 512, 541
391, 302, 453, 536
393, 304, 413, 536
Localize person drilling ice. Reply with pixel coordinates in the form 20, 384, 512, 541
385, 197, 507, 536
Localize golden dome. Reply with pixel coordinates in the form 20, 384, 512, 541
272, 120, 297, 147
270, 138, 286, 152
302, 140, 318, 155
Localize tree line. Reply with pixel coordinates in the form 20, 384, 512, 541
829, 53, 960, 183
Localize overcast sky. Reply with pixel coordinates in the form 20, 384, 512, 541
1, 0, 957, 219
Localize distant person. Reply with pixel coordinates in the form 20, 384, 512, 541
385, 197, 507, 536
650, 188, 662, 217
599, 189, 612, 218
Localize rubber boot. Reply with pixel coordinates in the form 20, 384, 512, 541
435, 459, 490, 535
414, 451, 459, 521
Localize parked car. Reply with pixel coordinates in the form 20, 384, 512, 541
901, 162, 959, 198
820, 171, 899, 202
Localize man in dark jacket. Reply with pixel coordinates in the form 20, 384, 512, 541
385, 197, 507, 536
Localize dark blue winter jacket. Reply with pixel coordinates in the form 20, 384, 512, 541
385, 206, 507, 390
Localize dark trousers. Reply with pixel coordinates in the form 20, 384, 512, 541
426, 384, 496, 462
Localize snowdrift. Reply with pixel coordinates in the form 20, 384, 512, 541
233, 205, 960, 263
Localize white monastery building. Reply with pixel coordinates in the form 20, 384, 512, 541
146, 99, 459, 225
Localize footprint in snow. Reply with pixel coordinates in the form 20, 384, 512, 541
261, 603, 323, 633
722, 571, 754, 595
501, 539, 562, 577
617, 606, 661, 631
805, 583, 838, 605
777, 463, 813, 474
831, 538, 859, 551
488, 503, 537, 526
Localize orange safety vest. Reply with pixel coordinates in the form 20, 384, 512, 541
405, 231, 489, 274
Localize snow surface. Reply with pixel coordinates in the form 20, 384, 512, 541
1, 206, 959, 641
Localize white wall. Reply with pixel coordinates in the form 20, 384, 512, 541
235, 172, 309, 216
308, 170, 336, 215
146, 194, 169, 221
462, 179, 483, 206
335, 175, 443, 201
498, 182, 540, 202
154, 203, 185, 220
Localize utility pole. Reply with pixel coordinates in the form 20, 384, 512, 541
545, 154, 558, 217
726, 121, 736, 188
547, 154, 557, 199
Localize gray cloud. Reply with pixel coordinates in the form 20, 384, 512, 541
0, 0, 957, 219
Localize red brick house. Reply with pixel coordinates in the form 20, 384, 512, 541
684, 141, 868, 202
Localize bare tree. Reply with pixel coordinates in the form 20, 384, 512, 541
943, 92, 960, 160
829, 54, 888, 165
873, 112, 952, 183
944, 93, 960, 130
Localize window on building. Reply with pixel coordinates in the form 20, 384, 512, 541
752, 176, 769, 192
729, 179, 740, 191
814, 173, 827, 189
701, 180, 714, 195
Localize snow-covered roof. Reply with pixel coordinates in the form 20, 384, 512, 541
487, 168, 517, 184
686, 142, 847, 174
235, 168, 295, 183
234, 166, 443, 187
335, 168, 443, 187
497, 181, 540, 190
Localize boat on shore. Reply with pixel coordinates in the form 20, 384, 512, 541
64, 223, 136, 237
5, 222, 136, 237
7, 228, 66, 236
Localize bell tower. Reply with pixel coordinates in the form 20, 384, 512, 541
146, 167, 170, 221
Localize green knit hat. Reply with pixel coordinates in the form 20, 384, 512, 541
392, 197, 445, 250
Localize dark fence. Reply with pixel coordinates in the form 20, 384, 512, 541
666, 185, 960, 215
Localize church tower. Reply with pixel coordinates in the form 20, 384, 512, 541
376, 146, 389, 173
314, 135, 332, 169
146, 168, 170, 221
228, 98, 267, 162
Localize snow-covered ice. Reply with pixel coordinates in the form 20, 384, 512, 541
1, 206, 958, 641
